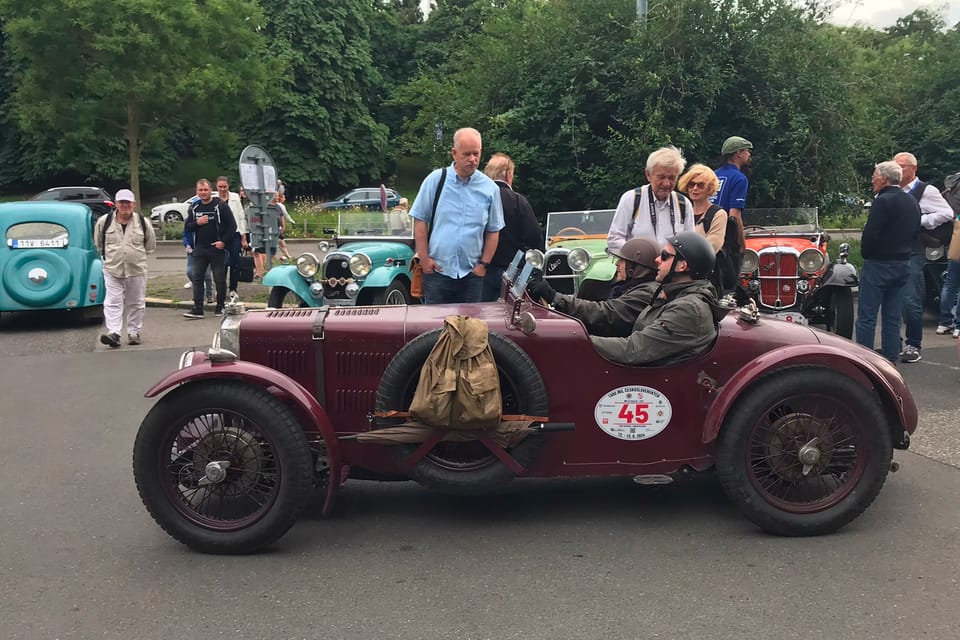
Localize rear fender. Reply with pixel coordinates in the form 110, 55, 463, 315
701, 344, 907, 445
263, 266, 314, 301
145, 358, 342, 514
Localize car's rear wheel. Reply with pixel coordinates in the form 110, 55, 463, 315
132, 381, 314, 554
268, 286, 310, 308
375, 329, 548, 494
716, 368, 892, 536
164, 210, 184, 223
826, 288, 854, 338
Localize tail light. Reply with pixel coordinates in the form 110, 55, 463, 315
105, 200, 115, 208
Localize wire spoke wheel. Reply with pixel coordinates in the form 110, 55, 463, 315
717, 368, 892, 536
134, 382, 314, 554
162, 410, 281, 530
746, 397, 864, 513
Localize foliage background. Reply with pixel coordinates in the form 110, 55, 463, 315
0, 0, 958, 219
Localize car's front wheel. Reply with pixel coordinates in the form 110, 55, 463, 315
825, 288, 854, 339
132, 381, 314, 554
716, 368, 893, 536
164, 210, 184, 223
371, 280, 410, 305
268, 286, 310, 308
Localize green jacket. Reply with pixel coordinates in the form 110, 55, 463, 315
552, 278, 659, 338
591, 279, 718, 366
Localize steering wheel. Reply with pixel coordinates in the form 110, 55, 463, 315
554, 226, 587, 237
742, 225, 771, 233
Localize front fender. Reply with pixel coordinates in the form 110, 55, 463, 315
820, 261, 858, 288
582, 260, 616, 283
361, 264, 409, 289
701, 344, 910, 445
145, 358, 342, 514
263, 266, 314, 301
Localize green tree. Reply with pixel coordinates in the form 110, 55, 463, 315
0, 0, 271, 201
239, 0, 389, 195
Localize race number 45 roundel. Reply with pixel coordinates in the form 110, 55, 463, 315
594, 385, 673, 441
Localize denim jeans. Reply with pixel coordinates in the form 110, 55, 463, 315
901, 253, 925, 349
480, 265, 506, 302
225, 232, 243, 292
190, 245, 228, 309
422, 272, 483, 304
938, 259, 960, 327
856, 259, 909, 364
185, 251, 213, 296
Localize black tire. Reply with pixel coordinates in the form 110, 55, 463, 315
826, 288, 854, 339
133, 381, 314, 554
375, 329, 548, 494
268, 286, 310, 308
716, 368, 893, 536
164, 210, 184, 223
371, 280, 410, 305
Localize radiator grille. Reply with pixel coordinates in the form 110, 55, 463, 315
758, 253, 799, 308
544, 251, 575, 294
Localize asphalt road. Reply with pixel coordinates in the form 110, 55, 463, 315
0, 304, 958, 639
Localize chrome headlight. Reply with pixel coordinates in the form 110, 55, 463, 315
740, 249, 759, 274
525, 249, 544, 270
925, 245, 945, 261
296, 253, 320, 278
349, 253, 372, 277
567, 247, 590, 272
799, 248, 825, 273
318, 241, 330, 253
216, 314, 242, 356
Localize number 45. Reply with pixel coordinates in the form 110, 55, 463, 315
618, 403, 649, 424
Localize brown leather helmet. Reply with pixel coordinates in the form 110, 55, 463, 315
609, 237, 659, 273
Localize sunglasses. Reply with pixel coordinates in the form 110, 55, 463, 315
660, 250, 676, 261
687, 181, 708, 189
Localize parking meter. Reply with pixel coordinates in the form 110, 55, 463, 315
239, 145, 279, 266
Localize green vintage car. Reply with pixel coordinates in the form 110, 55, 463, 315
542, 209, 617, 301
265, 210, 416, 307
1, 201, 105, 318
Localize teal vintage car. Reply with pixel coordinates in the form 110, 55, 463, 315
265, 210, 416, 307
1, 201, 105, 318
542, 209, 618, 301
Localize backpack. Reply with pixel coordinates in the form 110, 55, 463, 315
700, 204, 739, 292
409, 315, 502, 430
911, 181, 955, 248
99, 210, 149, 258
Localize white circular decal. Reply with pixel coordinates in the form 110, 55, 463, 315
594, 385, 673, 441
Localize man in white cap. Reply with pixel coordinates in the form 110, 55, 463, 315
93, 188, 157, 347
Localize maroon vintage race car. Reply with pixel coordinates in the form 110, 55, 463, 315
133, 256, 917, 554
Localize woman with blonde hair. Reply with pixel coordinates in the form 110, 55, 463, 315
678, 164, 731, 292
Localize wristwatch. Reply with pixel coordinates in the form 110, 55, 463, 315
478, 261, 489, 267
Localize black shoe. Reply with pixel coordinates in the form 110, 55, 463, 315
127, 333, 141, 345
214, 307, 224, 317
100, 332, 121, 348
183, 308, 204, 319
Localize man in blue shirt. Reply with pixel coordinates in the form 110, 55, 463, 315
410, 127, 505, 304
712, 136, 753, 273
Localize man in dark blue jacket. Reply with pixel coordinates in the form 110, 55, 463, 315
182, 179, 237, 318
856, 161, 921, 364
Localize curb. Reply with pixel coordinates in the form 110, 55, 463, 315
146, 297, 268, 310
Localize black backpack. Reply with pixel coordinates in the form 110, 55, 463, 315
700, 204, 739, 292
910, 181, 955, 248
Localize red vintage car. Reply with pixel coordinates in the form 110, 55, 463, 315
740, 208, 858, 338
133, 257, 916, 554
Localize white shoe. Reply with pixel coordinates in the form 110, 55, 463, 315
954, 328, 960, 339
936, 325, 953, 335
183, 282, 192, 289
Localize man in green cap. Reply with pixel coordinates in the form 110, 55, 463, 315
711, 135, 753, 276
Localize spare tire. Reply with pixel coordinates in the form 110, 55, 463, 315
375, 328, 549, 494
